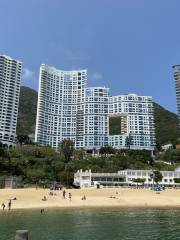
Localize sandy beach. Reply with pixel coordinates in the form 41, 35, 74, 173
1, 188, 180, 210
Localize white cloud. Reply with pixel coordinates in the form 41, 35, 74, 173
92, 72, 103, 80
23, 68, 34, 79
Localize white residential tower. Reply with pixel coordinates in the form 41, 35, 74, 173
0, 55, 22, 146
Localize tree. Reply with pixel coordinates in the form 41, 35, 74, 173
99, 146, 115, 157
125, 134, 133, 149
174, 178, 180, 183
17, 135, 32, 145
58, 139, 74, 163
153, 170, 163, 183
74, 148, 85, 161
26, 168, 46, 183
0, 142, 6, 158
51, 160, 65, 181
156, 149, 180, 164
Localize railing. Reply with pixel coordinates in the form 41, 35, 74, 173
92, 173, 125, 177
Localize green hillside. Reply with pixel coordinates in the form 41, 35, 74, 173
17, 86, 180, 146
17, 86, 38, 136
154, 103, 180, 146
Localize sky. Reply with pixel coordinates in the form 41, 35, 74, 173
0, 0, 179, 113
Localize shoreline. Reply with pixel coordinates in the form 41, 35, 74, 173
2, 205, 180, 212
1, 188, 180, 210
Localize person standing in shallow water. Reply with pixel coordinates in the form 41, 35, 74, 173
1, 203, 5, 210
8, 200, 11, 210
40, 209, 45, 213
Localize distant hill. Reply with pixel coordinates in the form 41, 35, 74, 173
154, 103, 180, 146
17, 86, 180, 146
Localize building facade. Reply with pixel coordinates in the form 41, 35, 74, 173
74, 169, 180, 188
0, 55, 22, 146
35, 64, 87, 149
35, 64, 155, 151
0, 176, 20, 189
108, 94, 155, 150
84, 87, 109, 150
173, 65, 180, 126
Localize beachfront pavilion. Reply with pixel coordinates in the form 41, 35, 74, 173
74, 169, 180, 188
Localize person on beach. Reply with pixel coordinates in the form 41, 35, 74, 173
8, 200, 11, 210
81, 195, 86, 200
63, 190, 66, 199
68, 192, 71, 201
1, 203, 5, 211
42, 196, 47, 201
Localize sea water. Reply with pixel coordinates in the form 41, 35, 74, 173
0, 208, 180, 240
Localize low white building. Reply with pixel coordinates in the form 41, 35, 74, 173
74, 168, 180, 188
161, 144, 173, 151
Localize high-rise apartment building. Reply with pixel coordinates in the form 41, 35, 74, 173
35, 64, 87, 149
108, 94, 155, 150
0, 55, 22, 146
35, 64, 155, 151
173, 65, 180, 125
